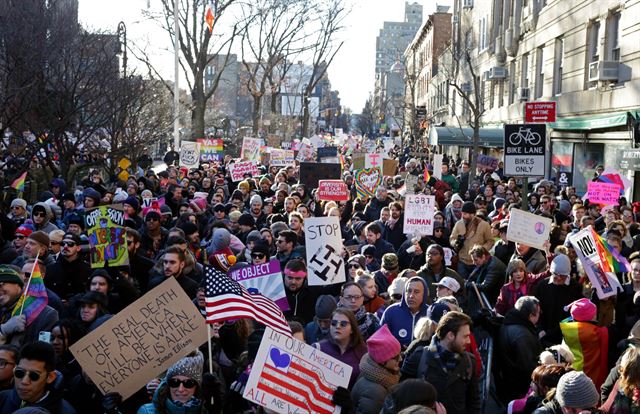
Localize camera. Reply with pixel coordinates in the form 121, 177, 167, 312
453, 235, 465, 252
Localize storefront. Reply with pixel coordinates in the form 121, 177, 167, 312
548, 110, 640, 197
428, 126, 504, 161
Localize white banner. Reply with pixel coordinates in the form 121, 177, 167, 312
433, 154, 443, 180
506, 208, 552, 251
403, 194, 436, 236
179, 142, 201, 168
304, 216, 345, 286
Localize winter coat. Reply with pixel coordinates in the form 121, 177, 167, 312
441, 172, 459, 193
0, 300, 58, 347
498, 308, 543, 401
283, 284, 318, 325
466, 256, 506, 313
371, 237, 395, 261
45, 256, 93, 300
137, 381, 207, 414
363, 197, 390, 223
380, 277, 429, 346
450, 217, 494, 266
495, 265, 550, 316
532, 397, 562, 414
383, 215, 407, 250
0, 239, 17, 265
31, 202, 60, 233
511, 249, 548, 275
351, 353, 400, 414
416, 264, 465, 305
534, 277, 583, 347
315, 339, 367, 390
0, 386, 76, 414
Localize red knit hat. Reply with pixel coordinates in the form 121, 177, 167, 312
367, 325, 401, 364
209, 248, 236, 272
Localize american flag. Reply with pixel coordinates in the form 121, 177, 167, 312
204, 266, 291, 336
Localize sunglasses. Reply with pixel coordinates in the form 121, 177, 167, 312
348, 264, 360, 269
50, 241, 61, 246
251, 253, 266, 259
32, 211, 46, 217
14, 367, 45, 382
15, 235, 25, 240
61, 241, 76, 247
330, 320, 349, 328
126, 240, 134, 245
392, 293, 403, 301
168, 378, 198, 389
146, 217, 159, 222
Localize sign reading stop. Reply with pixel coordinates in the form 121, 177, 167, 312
525, 102, 557, 123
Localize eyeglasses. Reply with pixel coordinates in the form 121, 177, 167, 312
0, 359, 15, 369
167, 378, 198, 389
343, 294, 363, 301
276, 239, 287, 244
391, 294, 403, 301
14, 367, 45, 382
50, 241, 60, 246
251, 253, 266, 259
61, 241, 76, 247
32, 211, 46, 217
348, 264, 361, 269
146, 217, 159, 222
330, 320, 349, 328
15, 235, 25, 240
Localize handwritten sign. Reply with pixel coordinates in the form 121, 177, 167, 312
568, 226, 622, 299
354, 167, 382, 199
179, 142, 201, 168
69, 277, 208, 399
506, 208, 552, 251
477, 154, 499, 171
270, 149, 295, 167
403, 194, 436, 236
241, 137, 263, 161
383, 159, 399, 176
587, 182, 620, 205
244, 327, 351, 414
197, 138, 223, 162
230, 160, 259, 182
365, 153, 383, 168
318, 180, 349, 201
229, 260, 289, 311
305, 216, 345, 286
405, 174, 418, 195
85, 205, 129, 268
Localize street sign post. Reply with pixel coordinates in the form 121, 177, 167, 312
504, 124, 546, 177
525, 102, 556, 123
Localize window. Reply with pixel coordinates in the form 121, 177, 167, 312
586, 20, 600, 88
535, 46, 544, 99
553, 37, 564, 95
521, 53, 529, 89
478, 16, 488, 51
606, 11, 621, 61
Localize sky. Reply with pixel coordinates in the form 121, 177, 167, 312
78, 0, 451, 113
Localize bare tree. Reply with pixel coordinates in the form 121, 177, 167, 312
357, 97, 376, 137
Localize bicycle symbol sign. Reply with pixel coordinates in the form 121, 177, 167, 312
508, 127, 542, 146
503, 123, 546, 177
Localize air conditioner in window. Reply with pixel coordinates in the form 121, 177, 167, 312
463, 0, 473, 8
518, 87, 530, 101
483, 71, 490, 81
489, 66, 507, 79
588, 61, 619, 82
460, 82, 472, 93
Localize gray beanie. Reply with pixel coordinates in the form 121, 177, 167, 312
165, 350, 204, 386
246, 230, 262, 244
250, 194, 263, 206
270, 221, 289, 238
550, 254, 571, 276
315, 295, 337, 319
556, 371, 599, 409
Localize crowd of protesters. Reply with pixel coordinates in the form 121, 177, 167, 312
0, 139, 638, 414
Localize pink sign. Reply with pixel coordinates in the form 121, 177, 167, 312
318, 180, 349, 201
587, 181, 620, 205
230, 160, 259, 182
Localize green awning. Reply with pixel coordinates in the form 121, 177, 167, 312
429, 127, 504, 148
549, 111, 638, 130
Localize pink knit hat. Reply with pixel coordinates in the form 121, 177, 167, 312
367, 325, 401, 364
564, 298, 597, 322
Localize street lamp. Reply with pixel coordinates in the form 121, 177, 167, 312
117, 21, 127, 78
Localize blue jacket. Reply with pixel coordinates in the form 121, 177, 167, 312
380, 277, 429, 346
0, 386, 76, 414
137, 381, 205, 414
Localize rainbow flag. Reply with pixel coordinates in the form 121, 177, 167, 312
339, 154, 345, 171
205, 0, 215, 32
560, 319, 608, 389
10, 172, 27, 192
423, 167, 431, 183
12, 260, 48, 326
591, 227, 631, 273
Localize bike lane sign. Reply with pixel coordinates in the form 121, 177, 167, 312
504, 123, 546, 176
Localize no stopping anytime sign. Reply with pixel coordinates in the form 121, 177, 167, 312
503, 124, 546, 177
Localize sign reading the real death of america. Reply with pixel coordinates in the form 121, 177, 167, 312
69, 277, 208, 400
403, 194, 436, 236
243, 327, 351, 414
305, 216, 345, 286
84, 204, 129, 268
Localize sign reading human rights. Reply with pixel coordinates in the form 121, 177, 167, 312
84, 204, 129, 268
229, 259, 289, 311
403, 194, 436, 236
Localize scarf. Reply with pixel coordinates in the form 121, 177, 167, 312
435, 339, 460, 372
349, 305, 377, 339
358, 353, 400, 390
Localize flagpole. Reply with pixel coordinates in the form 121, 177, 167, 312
206, 323, 214, 405
18, 253, 39, 316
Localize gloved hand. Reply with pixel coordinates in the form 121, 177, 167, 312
229, 369, 250, 394
1, 315, 26, 336
102, 392, 123, 413
332, 386, 353, 413
201, 372, 222, 402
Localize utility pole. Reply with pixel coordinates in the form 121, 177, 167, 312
173, 0, 180, 150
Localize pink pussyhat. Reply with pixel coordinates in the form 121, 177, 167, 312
367, 325, 401, 364
564, 298, 597, 322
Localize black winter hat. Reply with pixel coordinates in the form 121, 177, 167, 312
461, 201, 477, 214
238, 213, 255, 227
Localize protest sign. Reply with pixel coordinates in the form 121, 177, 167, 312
230, 160, 259, 182
568, 226, 622, 299
354, 167, 382, 199
433, 154, 443, 180
365, 153, 383, 169
587, 182, 620, 205
196, 138, 223, 162
296, 143, 314, 162
403, 194, 436, 235
230, 259, 289, 311
383, 159, 399, 176
179, 142, 201, 168
266, 134, 281, 148
70, 277, 208, 399
299, 163, 341, 190
243, 326, 351, 414
317, 146, 338, 162
351, 155, 365, 170
85, 204, 129, 268
141, 197, 161, 209
270, 149, 295, 167
405, 174, 418, 195
383, 140, 395, 157
477, 154, 499, 171
305, 216, 345, 286
318, 180, 349, 201
506, 208, 552, 251
241, 137, 263, 161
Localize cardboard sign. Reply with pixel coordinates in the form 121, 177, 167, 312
244, 327, 351, 414
354, 167, 382, 199
477, 154, 499, 171
506, 208, 552, 251
318, 180, 349, 201
296, 143, 314, 162
270, 149, 295, 167
383, 159, 399, 176
433, 154, 443, 180
351, 156, 365, 170
568, 226, 622, 299
403, 194, 436, 236
230, 160, 259, 182
299, 163, 341, 190
70, 278, 208, 399
405, 174, 418, 195
179, 142, 201, 168
85, 204, 129, 268
317, 147, 338, 162
365, 153, 383, 169
587, 182, 620, 205
197, 138, 223, 162
241, 137, 263, 161
305, 216, 346, 286
229, 259, 289, 311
